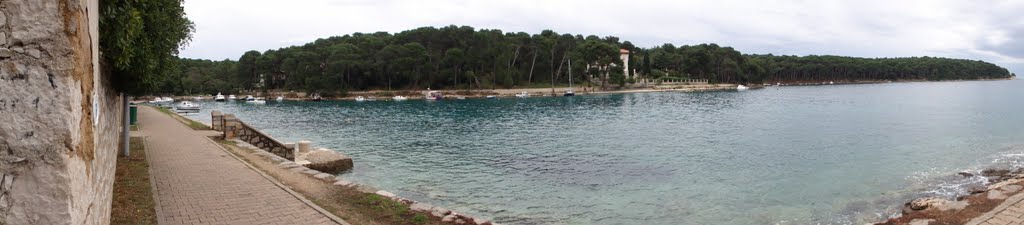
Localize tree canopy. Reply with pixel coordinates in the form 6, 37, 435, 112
100, 0, 195, 95
160, 25, 1012, 95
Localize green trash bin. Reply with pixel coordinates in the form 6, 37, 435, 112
129, 104, 138, 125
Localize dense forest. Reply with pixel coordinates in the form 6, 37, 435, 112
157, 25, 1014, 95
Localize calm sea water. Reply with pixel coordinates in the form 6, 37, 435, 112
186, 80, 1024, 224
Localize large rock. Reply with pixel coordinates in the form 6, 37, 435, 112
302, 149, 353, 174
410, 202, 433, 212
908, 197, 947, 210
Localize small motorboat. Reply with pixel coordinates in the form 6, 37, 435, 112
228, 95, 237, 100
424, 91, 443, 101
515, 92, 529, 98
149, 97, 174, 104
564, 89, 575, 96
737, 85, 750, 91
455, 96, 466, 100
392, 96, 408, 101
244, 95, 265, 104
193, 96, 203, 101
485, 95, 497, 99
275, 96, 284, 101
355, 96, 366, 102
214, 93, 226, 102
176, 101, 200, 113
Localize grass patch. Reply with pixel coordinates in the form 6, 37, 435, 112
110, 137, 156, 225
152, 106, 210, 130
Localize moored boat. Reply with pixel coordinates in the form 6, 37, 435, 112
355, 96, 366, 102
214, 93, 226, 102
737, 85, 750, 91
275, 96, 284, 101
175, 101, 200, 113
515, 92, 529, 98
228, 95, 237, 100
392, 95, 408, 101
425, 91, 443, 100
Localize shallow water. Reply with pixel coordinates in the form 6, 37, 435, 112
186, 80, 1024, 224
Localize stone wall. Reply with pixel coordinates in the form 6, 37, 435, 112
0, 0, 116, 224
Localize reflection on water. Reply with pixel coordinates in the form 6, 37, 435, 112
186, 80, 1024, 224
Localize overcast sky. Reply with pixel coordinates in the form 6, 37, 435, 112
180, 0, 1023, 73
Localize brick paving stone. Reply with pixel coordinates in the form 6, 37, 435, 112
138, 107, 338, 225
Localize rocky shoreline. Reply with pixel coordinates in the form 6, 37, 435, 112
874, 168, 1024, 225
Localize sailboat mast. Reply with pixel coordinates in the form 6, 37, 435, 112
568, 58, 572, 89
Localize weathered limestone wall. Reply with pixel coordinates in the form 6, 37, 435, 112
0, 0, 116, 224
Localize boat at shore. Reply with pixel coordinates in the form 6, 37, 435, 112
228, 95, 237, 101
392, 96, 408, 101
175, 101, 200, 113
215, 93, 226, 102
485, 95, 497, 99
355, 96, 366, 102
515, 92, 529, 98
737, 85, 750, 90
308, 93, 323, 101
275, 96, 284, 101
425, 91, 443, 100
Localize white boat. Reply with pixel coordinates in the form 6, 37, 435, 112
355, 96, 366, 102
485, 95, 497, 99
308, 93, 323, 101
175, 101, 200, 113
829, 81, 834, 85
515, 92, 529, 98
149, 97, 173, 104
275, 96, 284, 101
564, 90, 575, 96
228, 95, 237, 100
424, 91, 443, 101
245, 96, 266, 103
214, 93, 226, 102
392, 96, 408, 101
455, 96, 466, 100
737, 85, 750, 91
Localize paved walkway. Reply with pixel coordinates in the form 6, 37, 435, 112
138, 106, 338, 225
967, 190, 1024, 225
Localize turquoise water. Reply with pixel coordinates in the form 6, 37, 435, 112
187, 80, 1024, 224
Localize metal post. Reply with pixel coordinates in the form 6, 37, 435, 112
121, 93, 130, 157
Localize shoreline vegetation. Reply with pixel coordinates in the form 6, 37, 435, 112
147, 25, 1011, 97
163, 77, 1014, 101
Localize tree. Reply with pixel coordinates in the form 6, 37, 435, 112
169, 25, 1012, 93
101, 0, 195, 95
237, 50, 261, 91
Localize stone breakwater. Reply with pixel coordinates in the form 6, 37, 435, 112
875, 168, 1024, 225
203, 110, 499, 225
